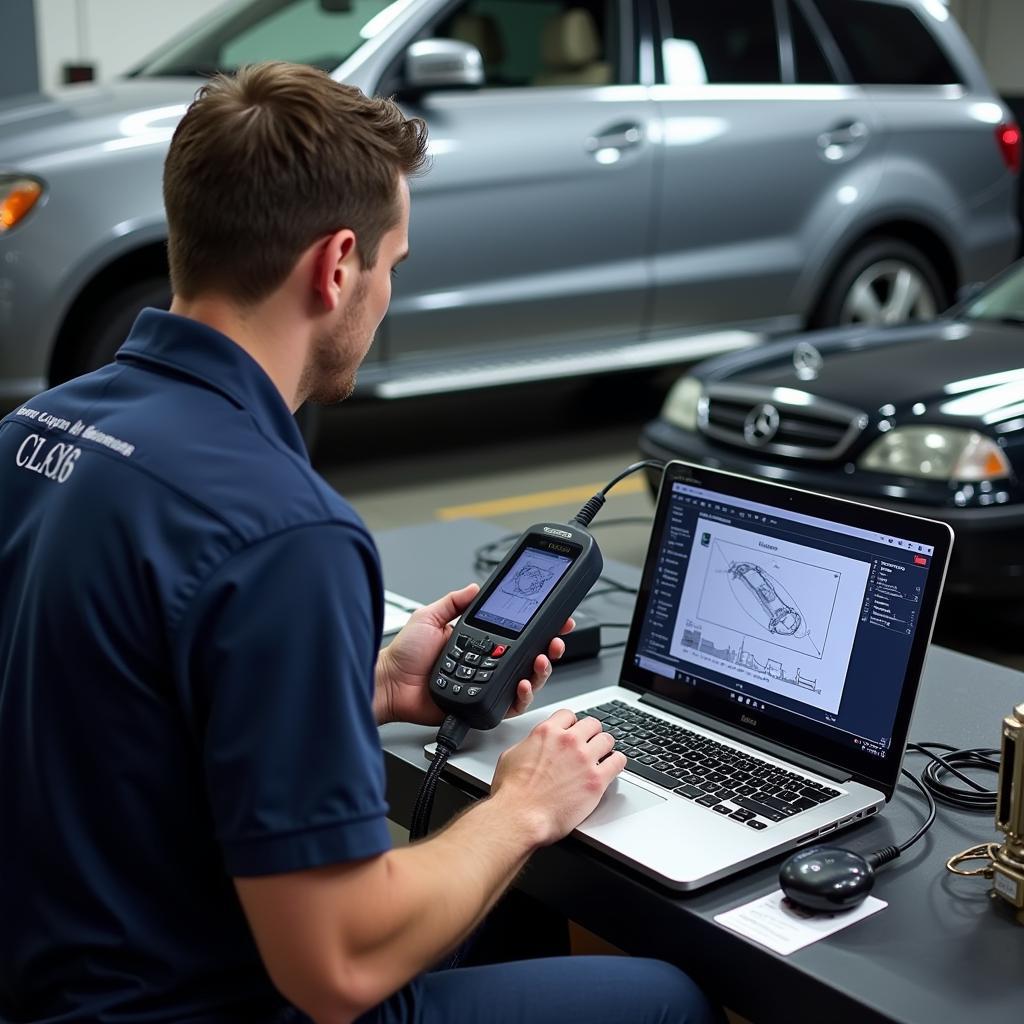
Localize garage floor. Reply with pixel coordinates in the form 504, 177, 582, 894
315, 374, 1024, 675
318, 375, 660, 574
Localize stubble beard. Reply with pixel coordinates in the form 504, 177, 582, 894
300, 277, 371, 406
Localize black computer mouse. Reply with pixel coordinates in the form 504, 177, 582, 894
779, 846, 875, 913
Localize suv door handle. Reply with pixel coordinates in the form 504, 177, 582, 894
818, 120, 869, 149
585, 122, 643, 154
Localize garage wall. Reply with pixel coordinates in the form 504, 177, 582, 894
1, 0, 40, 99
948, 0, 1024, 93
34, 0, 230, 93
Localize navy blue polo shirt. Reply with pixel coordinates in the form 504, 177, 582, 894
0, 310, 391, 1022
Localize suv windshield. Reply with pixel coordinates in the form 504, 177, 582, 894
132, 0, 399, 78
964, 264, 1024, 325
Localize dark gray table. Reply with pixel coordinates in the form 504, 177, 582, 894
377, 520, 1024, 1024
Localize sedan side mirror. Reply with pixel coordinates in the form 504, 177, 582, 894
403, 39, 484, 95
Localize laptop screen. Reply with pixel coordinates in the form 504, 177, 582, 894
621, 462, 953, 795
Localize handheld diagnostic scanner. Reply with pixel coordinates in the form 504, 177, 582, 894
429, 522, 603, 731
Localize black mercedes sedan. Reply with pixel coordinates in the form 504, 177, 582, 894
639, 262, 1024, 598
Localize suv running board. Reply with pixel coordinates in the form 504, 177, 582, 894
372, 330, 760, 399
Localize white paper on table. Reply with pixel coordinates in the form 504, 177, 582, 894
382, 590, 423, 635
713, 889, 887, 955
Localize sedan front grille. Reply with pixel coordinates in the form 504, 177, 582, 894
699, 384, 868, 461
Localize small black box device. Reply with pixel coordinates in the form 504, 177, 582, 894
429, 521, 603, 730
557, 609, 602, 664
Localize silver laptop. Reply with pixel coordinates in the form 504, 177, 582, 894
428, 460, 954, 890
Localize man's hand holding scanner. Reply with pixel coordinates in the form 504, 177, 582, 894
374, 582, 574, 726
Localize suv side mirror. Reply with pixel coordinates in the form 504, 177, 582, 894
404, 39, 484, 94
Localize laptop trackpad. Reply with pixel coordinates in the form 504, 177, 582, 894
583, 777, 666, 828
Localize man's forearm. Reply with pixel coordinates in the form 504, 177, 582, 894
238, 712, 608, 1024
346, 790, 542, 1003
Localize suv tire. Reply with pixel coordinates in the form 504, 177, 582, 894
71, 278, 172, 378
814, 238, 947, 328
68, 278, 323, 452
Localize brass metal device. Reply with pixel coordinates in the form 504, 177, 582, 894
992, 703, 1024, 919
945, 702, 1024, 922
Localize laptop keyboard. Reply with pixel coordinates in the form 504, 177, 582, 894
579, 700, 842, 831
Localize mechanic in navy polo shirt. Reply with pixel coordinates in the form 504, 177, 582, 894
0, 63, 721, 1024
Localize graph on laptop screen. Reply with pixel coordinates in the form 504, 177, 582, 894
633, 482, 936, 762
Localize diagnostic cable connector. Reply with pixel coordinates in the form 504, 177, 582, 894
410, 715, 470, 842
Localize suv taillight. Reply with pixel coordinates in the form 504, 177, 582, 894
997, 122, 1021, 174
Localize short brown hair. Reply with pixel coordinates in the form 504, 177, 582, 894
163, 62, 428, 303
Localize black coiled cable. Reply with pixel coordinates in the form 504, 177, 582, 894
907, 742, 1000, 811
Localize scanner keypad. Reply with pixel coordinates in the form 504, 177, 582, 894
434, 636, 514, 696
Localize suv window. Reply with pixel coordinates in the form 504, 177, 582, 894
812, 0, 962, 85
660, 0, 780, 86
436, 0, 619, 88
136, 0, 393, 77
788, 0, 836, 84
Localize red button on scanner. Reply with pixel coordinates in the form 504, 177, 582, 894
491, 644, 508, 658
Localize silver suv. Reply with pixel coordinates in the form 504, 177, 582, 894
0, 0, 1018, 408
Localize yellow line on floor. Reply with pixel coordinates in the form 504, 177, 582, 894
436, 477, 645, 521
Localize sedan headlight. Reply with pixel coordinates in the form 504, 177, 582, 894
0, 175, 44, 233
859, 426, 1011, 481
662, 376, 703, 430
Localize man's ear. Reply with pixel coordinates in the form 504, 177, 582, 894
314, 228, 358, 312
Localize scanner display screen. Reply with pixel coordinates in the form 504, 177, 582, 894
472, 545, 573, 636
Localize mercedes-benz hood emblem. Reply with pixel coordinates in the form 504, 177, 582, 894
793, 341, 824, 381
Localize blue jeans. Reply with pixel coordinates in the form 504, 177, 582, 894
355, 956, 724, 1024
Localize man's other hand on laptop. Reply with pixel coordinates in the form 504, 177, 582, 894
491, 710, 626, 846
